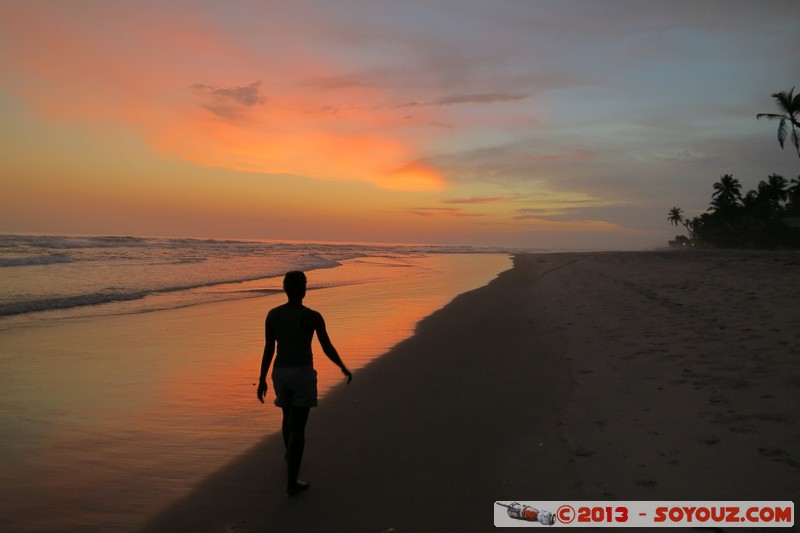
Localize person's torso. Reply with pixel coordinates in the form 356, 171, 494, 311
272, 304, 315, 368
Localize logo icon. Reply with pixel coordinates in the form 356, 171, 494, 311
556, 504, 575, 524
496, 502, 556, 526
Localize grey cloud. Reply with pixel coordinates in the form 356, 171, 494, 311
514, 204, 670, 232
191, 81, 266, 120
399, 93, 528, 108
443, 195, 523, 205
405, 207, 485, 218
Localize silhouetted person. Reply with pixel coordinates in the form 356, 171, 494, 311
257, 271, 352, 496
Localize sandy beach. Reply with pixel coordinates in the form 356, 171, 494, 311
139, 250, 799, 532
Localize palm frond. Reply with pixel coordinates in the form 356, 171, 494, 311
758, 90, 800, 157
773, 90, 793, 114
667, 207, 684, 226
777, 118, 787, 148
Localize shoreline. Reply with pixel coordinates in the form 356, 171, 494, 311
0, 253, 511, 532
141, 250, 799, 532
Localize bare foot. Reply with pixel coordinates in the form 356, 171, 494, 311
287, 480, 310, 496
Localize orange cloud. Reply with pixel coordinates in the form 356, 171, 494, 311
0, 3, 447, 191
149, 96, 446, 191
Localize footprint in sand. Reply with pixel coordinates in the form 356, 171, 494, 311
758, 448, 800, 469
660, 450, 681, 465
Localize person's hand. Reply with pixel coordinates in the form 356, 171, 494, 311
342, 366, 352, 384
257, 380, 267, 403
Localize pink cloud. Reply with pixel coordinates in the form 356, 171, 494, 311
0, 3, 449, 191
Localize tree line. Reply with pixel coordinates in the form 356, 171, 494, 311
669, 174, 800, 249
668, 88, 800, 249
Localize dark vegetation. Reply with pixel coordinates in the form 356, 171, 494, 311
668, 88, 800, 249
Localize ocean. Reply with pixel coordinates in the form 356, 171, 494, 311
0, 234, 511, 327
0, 234, 512, 531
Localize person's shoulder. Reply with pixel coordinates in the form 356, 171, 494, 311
267, 303, 288, 319
302, 306, 323, 321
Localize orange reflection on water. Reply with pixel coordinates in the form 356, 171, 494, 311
0, 253, 510, 531
155, 254, 511, 411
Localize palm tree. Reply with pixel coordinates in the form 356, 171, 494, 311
710, 174, 742, 212
786, 176, 800, 215
757, 87, 800, 157
767, 173, 789, 203
668, 207, 685, 227
756, 173, 789, 215
667, 207, 697, 240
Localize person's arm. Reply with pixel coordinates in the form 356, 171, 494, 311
315, 312, 352, 383
257, 311, 277, 403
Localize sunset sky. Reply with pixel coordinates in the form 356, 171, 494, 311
1, 0, 797, 249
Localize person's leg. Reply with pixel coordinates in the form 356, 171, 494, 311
281, 406, 291, 453
286, 406, 310, 494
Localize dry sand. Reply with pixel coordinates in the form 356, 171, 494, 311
141, 251, 799, 532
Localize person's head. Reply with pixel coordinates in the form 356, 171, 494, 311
283, 271, 307, 301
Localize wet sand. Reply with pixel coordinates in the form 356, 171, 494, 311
0, 254, 510, 532
141, 251, 800, 532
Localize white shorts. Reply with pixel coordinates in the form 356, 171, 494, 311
272, 366, 318, 408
